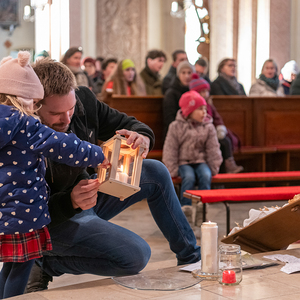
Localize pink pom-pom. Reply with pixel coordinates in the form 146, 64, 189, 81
192, 73, 199, 80
0, 56, 13, 66
18, 51, 31, 67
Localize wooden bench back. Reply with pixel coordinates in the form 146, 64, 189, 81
104, 95, 164, 150
104, 94, 300, 150
212, 95, 300, 147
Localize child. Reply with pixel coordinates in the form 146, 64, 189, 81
162, 91, 222, 224
189, 77, 243, 173
0, 51, 108, 299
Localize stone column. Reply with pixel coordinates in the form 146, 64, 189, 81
237, 0, 253, 94
291, 0, 300, 64
96, 0, 147, 72
210, 0, 234, 81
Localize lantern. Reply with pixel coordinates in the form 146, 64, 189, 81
97, 134, 146, 200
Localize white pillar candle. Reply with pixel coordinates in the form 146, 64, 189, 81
118, 172, 128, 183
201, 221, 218, 274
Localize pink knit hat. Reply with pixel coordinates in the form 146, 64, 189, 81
0, 51, 44, 102
189, 77, 210, 93
179, 91, 207, 117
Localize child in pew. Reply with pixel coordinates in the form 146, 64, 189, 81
0, 51, 109, 299
101, 59, 146, 101
162, 91, 222, 224
189, 76, 243, 174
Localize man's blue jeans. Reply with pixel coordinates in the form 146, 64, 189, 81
37, 160, 200, 277
178, 163, 212, 206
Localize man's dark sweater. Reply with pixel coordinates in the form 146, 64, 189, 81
46, 86, 154, 228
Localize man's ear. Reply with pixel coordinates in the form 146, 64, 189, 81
146, 57, 152, 67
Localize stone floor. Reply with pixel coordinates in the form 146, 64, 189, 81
7, 197, 299, 299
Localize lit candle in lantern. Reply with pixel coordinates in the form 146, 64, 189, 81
116, 165, 129, 184
201, 221, 218, 275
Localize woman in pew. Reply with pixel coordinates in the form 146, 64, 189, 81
249, 59, 284, 96
163, 61, 193, 139
163, 91, 222, 224
210, 58, 246, 96
101, 59, 146, 101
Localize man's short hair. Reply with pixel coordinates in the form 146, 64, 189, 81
172, 50, 186, 62
195, 57, 208, 68
145, 50, 167, 65
32, 58, 77, 99
102, 58, 118, 71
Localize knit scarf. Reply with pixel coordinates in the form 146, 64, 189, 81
220, 73, 244, 95
259, 74, 279, 91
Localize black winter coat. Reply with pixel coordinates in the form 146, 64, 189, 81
46, 86, 154, 228
210, 76, 246, 96
162, 76, 189, 139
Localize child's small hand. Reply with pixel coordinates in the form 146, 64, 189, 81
99, 157, 111, 169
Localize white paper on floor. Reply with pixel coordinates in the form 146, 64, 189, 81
263, 254, 300, 274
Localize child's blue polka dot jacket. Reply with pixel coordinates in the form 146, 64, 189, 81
0, 104, 105, 235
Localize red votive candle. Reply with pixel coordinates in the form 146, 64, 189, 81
222, 270, 236, 284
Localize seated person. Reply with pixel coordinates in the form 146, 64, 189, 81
97, 58, 118, 94
163, 61, 193, 139
140, 49, 166, 95
291, 72, 300, 95
101, 59, 146, 101
162, 50, 188, 94
194, 57, 211, 84
189, 76, 243, 173
210, 58, 246, 96
278, 60, 299, 95
61, 47, 93, 89
163, 91, 222, 224
249, 59, 283, 96
82, 57, 103, 94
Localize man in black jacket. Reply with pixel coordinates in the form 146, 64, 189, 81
162, 50, 188, 94
26, 59, 200, 292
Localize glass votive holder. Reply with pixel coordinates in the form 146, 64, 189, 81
218, 244, 242, 286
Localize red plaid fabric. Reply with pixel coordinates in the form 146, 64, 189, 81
0, 227, 52, 262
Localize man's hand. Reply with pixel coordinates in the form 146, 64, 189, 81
70, 179, 100, 210
116, 129, 150, 158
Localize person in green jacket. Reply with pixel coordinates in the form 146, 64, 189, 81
140, 49, 166, 95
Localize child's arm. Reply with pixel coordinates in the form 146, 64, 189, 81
205, 125, 223, 175
162, 123, 180, 177
26, 117, 105, 168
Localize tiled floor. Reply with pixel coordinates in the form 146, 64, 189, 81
8, 197, 298, 299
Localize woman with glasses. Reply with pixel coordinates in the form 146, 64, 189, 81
210, 58, 246, 96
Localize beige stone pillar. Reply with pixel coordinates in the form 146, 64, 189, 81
237, 0, 253, 94
210, 0, 234, 81
96, 0, 147, 72
69, 0, 82, 48
270, 0, 291, 74
291, 0, 300, 64
81, 0, 97, 58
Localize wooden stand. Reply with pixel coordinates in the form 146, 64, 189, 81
221, 198, 300, 253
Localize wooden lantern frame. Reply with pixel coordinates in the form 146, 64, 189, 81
97, 134, 145, 200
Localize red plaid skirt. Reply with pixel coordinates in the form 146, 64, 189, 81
0, 227, 52, 262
